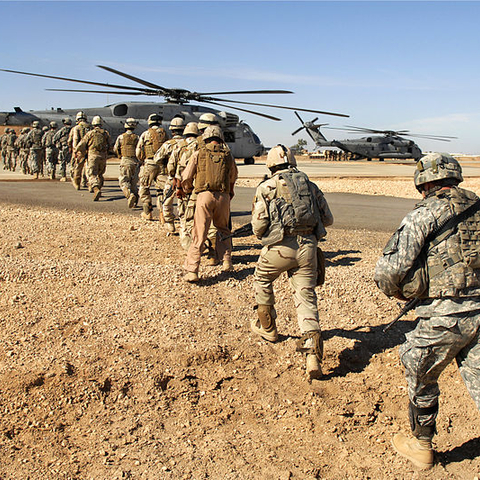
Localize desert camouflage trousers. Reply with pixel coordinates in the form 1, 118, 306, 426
119, 159, 139, 198
45, 146, 58, 176
139, 163, 163, 208
86, 154, 107, 189
29, 148, 44, 175
72, 155, 86, 186
179, 191, 217, 251
254, 234, 320, 348
57, 145, 70, 178
160, 177, 175, 224
183, 191, 232, 273
400, 309, 480, 425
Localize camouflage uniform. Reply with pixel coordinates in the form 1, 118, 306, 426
136, 125, 168, 217
252, 167, 333, 350
375, 186, 480, 428
68, 121, 91, 188
0, 132, 6, 169
15, 129, 29, 174
154, 133, 184, 225
113, 130, 140, 202
75, 126, 111, 191
53, 124, 72, 179
42, 127, 58, 179
4, 129, 17, 171
26, 125, 44, 176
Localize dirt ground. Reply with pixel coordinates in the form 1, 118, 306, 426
0, 183, 479, 479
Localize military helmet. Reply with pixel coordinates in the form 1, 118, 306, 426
169, 116, 185, 131
42, 126, 49, 132
124, 117, 138, 129
183, 122, 199, 137
49, 121, 58, 129
198, 113, 219, 131
414, 152, 463, 190
32, 120, 41, 128
4, 128, 11, 133
76, 111, 87, 122
63, 117, 72, 125
22, 127, 30, 134
203, 125, 224, 141
148, 113, 162, 125
92, 116, 102, 126
266, 144, 297, 169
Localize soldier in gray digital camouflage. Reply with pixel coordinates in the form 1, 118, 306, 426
154, 116, 185, 232
75, 116, 111, 201
42, 121, 58, 179
15, 127, 30, 175
250, 145, 333, 381
26, 120, 44, 179
53, 117, 72, 182
4, 128, 17, 171
375, 153, 480, 470
136, 113, 168, 221
113, 117, 140, 208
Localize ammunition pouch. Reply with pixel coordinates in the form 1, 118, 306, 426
256, 305, 277, 333
409, 401, 437, 440
296, 330, 323, 363
399, 250, 429, 299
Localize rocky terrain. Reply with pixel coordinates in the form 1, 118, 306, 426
0, 180, 479, 479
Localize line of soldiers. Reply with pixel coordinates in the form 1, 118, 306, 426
323, 149, 354, 161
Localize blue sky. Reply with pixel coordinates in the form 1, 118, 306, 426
1, 1, 480, 153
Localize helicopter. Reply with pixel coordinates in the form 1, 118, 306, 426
0, 66, 349, 164
292, 111, 456, 161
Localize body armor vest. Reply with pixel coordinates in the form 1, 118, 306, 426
178, 138, 197, 174
144, 127, 166, 158
29, 128, 43, 149
6, 133, 16, 148
262, 170, 323, 246
120, 131, 138, 158
43, 131, 55, 148
54, 126, 71, 147
88, 128, 109, 154
194, 143, 232, 194
423, 187, 480, 297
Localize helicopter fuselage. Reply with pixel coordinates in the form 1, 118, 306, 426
0, 101, 265, 160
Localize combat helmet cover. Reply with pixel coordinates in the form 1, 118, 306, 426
76, 111, 87, 122
198, 113, 219, 130
49, 121, 58, 129
266, 144, 297, 169
184, 122, 199, 137
92, 116, 102, 126
32, 120, 41, 128
148, 113, 162, 125
42, 126, 49, 132
169, 116, 185, 131
203, 125, 224, 141
124, 117, 138, 130
414, 152, 463, 190
63, 117, 72, 125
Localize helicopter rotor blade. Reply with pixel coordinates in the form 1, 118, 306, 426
291, 126, 304, 136
294, 111, 305, 124
0, 68, 148, 92
201, 99, 282, 121
97, 65, 169, 92
201, 97, 349, 118
46, 88, 150, 95
197, 89, 293, 95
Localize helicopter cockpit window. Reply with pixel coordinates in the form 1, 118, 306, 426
366, 137, 372, 142
113, 104, 128, 117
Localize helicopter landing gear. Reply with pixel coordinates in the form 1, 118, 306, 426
244, 157, 255, 165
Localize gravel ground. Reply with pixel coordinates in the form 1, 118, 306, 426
0, 190, 479, 479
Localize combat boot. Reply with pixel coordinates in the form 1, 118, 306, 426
297, 331, 324, 380
71, 177, 80, 190
59, 176, 66, 182
206, 257, 220, 266
306, 354, 322, 380
222, 258, 234, 271
127, 193, 136, 209
93, 187, 101, 201
392, 433, 433, 470
251, 305, 278, 342
141, 203, 153, 221
185, 271, 199, 283
165, 222, 176, 233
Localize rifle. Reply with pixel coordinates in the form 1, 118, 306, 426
218, 222, 253, 242
383, 297, 421, 333
158, 181, 176, 224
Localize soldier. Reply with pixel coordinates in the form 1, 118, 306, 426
181, 125, 238, 282
25, 120, 44, 179
53, 117, 72, 182
136, 113, 168, 220
171, 122, 200, 249
68, 111, 91, 190
0, 129, 7, 169
375, 153, 480, 470
15, 127, 30, 175
75, 116, 111, 201
4, 128, 17, 171
42, 121, 58, 179
250, 145, 333, 380
153, 116, 185, 232
113, 117, 140, 208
